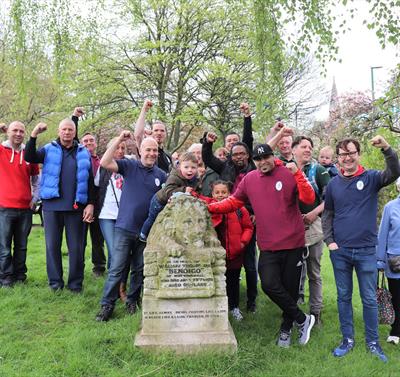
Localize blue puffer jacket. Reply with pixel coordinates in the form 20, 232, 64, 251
40, 141, 91, 204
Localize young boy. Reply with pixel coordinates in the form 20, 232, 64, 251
139, 151, 198, 241
318, 146, 338, 178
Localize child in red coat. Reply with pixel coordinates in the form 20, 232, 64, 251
194, 180, 254, 321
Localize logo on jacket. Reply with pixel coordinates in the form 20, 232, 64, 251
275, 181, 283, 191
155, 178, 161, 186
356, 180, 364, 191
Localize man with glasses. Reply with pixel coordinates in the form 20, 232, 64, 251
322, 136, 400, 362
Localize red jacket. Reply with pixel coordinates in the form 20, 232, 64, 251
193, 193, 254, 269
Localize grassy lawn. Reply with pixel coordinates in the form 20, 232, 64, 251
0, 219, 399, 377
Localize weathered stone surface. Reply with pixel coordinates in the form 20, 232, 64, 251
135, 195, 237, 353
143, 263, 158, 277
135, 296, 237, 353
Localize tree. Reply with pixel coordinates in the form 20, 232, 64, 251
251, 0, 400, 127
67, 0, 259, 150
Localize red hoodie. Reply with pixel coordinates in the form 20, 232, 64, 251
0, 144, 39, 209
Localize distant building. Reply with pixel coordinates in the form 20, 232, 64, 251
325, 78, 341, 133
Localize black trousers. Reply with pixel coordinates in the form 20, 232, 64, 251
226, 268, 241, 310
84, 218, 106, 272
243, 232, 258, 306
258, 247, 306, 331
388, 278, 400, 337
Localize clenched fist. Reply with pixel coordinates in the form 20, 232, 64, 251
31, 122, 47, 137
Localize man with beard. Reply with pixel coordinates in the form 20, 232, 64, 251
206, 143, 316, 347
202, 125, 292, 313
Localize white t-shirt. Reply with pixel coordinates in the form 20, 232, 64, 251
94, 170, 123, 220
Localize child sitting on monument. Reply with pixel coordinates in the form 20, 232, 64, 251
139, 151, 199, 241
192, 180, 254, 321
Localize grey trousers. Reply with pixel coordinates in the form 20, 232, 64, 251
298, 240, 323, 314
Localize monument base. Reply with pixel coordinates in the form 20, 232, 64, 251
134, 326, 237, 354
134, 296, 237, 353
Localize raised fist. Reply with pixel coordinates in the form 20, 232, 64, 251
272, 120, 285, 132
73, 107, 85, 117
143, 99, 153, 112
239, 102, 251, 117
32, 122, 47, 137
285, 162, 298, 175
206, 132, 218, 144
370, 135, 389, 150
119, 130, 132, 142
278, 126, 294, 138
0, 123, 7, 133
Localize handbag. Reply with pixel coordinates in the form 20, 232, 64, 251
304, 217, 324, 246
388, 256, 400, 273
377, 271, 395, 325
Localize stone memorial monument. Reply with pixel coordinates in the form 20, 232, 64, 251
134, 195, 237, 353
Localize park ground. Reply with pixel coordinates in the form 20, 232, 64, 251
0, 219, 399, 377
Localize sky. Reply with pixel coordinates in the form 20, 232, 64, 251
315, 4, 399, 120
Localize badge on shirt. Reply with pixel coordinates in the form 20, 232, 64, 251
356, 180, 364, 191
155, 178, 161, 187
275, 181, 283, 191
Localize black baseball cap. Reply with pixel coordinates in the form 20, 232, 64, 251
252, 144, 274, 160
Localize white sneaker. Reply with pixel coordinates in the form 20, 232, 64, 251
387, 335, 400, 345
230, 307, 243, 321
296, 314, 315, 345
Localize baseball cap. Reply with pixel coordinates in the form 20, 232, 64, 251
252, 144, 274, 160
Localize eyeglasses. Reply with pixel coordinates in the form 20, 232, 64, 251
337, 151, 358, 158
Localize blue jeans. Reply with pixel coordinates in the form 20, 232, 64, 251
99, 218, 116, 269
0, 208, 32, 283
330, 246, 378, 343
100, 227, 146, 307
140, 195, 165, 238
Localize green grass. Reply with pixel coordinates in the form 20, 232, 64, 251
1, 219, 399, 377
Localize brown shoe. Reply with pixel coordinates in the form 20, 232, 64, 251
119, 283, 127, 303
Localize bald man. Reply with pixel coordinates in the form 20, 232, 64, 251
96, 133, 166, 321
25, 118, 95, 293
0, 122, 39, 287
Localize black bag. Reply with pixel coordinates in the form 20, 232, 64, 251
388, 256, 400, 273
377, 271, 395, 325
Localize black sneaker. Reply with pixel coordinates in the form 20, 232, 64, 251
0, 278, 14, 288
93, 270, 105, 278
96, 305, 114, 322
247, 302, 256, 313
126, 302, 137, 315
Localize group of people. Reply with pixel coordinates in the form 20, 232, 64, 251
1, 100, 400, 363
